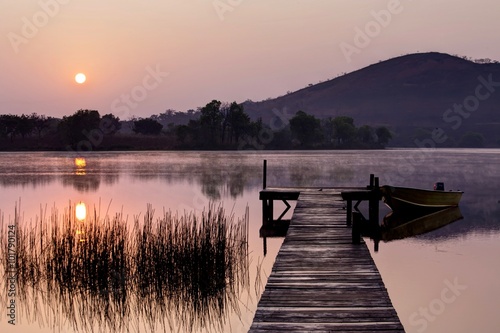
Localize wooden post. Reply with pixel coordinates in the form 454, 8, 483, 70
346, 199, 352, 226
262, 198, 274, 226
262, 199, 267, 225
352, 212, 362, 244
374, 177, 380, 225
263, 160, 267, 189
268, 199, 273, 224
262, 160, 268, 229
369, 174, 375, 189
368, 177, 380, 233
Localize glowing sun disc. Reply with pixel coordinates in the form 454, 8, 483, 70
75, 73, 86, 84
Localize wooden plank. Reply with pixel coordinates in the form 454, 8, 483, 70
249, 190, 405, 332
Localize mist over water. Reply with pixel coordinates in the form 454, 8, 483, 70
0, 149, 499, 332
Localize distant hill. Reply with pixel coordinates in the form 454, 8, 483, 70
243, 52, 500, 147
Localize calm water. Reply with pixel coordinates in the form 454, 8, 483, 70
0, 149, 499, 333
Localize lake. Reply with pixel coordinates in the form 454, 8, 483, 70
0, 149, 499, 333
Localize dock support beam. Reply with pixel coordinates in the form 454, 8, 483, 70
342, 175, 382, 244
352, 212, 362, 244
263, 160, 267, 189
262, 198, 274, 225
346, 200, 352, 226
369, 177, 380, 228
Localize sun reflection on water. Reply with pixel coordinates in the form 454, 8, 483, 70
0, 203, 250, 333
74, 157, 86, 175
75, 202, 86, 220
75, 158, 86, 168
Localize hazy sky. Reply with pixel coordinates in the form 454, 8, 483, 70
1, 0, 499, 119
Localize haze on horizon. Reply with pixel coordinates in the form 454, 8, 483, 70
1, 0, 499, 119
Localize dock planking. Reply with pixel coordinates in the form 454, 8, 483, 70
249, 189, 405, 332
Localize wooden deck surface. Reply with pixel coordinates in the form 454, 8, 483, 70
249, 189, 405, 332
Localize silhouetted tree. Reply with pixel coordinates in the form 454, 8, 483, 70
224, 102, 251, 144
269, 127, 292, 149
248, 117, 263, 138
332, 116, 356, 146
31, 113, 51, 138
321, 118, 335, 146
199, 100, 224, 147
133, 118, 163, 135
58, 109, 101, 145
0, 115, 20, 141
358, 125, 376, 145
16, 114, 35, 139
151, 109, 199, 127
289, 111, 323, 147
175, 124, 190, 146
101, 114, 121, 135
375, 127, 392, 146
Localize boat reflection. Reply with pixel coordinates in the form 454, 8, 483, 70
370, 207, 463, 251
380, 207, 463, 241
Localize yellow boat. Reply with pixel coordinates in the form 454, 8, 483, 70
380, 185, 463, 212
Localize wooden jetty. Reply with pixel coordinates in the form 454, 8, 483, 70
249, 187, 405, 332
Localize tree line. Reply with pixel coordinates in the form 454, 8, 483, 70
0, 101, 393, 150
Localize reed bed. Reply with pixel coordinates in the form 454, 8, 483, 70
0, 203, 249, 333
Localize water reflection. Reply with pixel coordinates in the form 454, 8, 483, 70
0, 153, 373, 199
0, 174, 56, 188
1, 150, 499, 333
0, 151, 499, 233
377, 207, 464, 243
74, 157, 86, 175
199, 164, 258, 200
348, 203, 465, 252
75, 202, 86, 220
61, 172, 102, 192
0, 203, 249, 333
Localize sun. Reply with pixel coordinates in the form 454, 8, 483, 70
75, 73, 86, 84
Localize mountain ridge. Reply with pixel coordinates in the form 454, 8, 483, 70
242, 52, 500, 146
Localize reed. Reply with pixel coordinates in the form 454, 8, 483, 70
0, 202, 249, 333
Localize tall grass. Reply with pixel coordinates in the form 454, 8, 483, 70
0, 203, 249, 333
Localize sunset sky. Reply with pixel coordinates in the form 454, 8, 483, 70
1, 0, 499, 119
